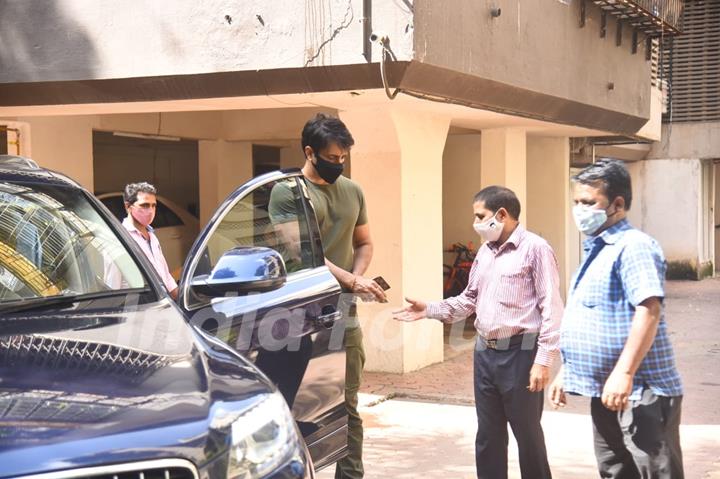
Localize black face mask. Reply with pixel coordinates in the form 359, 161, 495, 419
312, 154, 344, 184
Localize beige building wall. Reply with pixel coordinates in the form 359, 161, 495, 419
198, 140, 253, 226
442, 133, 482, 264
526, 137, 573, 294
280, 141, 305, 170
649, 122, 720, 161
414, 0, 652, 129
9, 116, 96, 189
221, 109, 336, 142
97, 112, 223, 141
5, 111, 228, 191
0, 1, 414, 84
481, 129, 527, 224
342, 107, 449, 373
646, 122, 720, 279
628, 159, 712, 279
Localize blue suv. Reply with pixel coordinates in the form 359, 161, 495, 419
0, 156, 348, 478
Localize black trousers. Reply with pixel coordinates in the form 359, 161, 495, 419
592, 389, 684, 479
473, 338, 552, 479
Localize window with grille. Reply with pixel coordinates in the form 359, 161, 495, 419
661, 0, 720, 122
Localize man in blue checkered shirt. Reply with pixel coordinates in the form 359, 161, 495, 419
549, 159, 684, 479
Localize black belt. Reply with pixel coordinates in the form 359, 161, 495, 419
476, 333, 538, 350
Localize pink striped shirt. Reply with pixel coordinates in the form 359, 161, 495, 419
122, 217, 178, 293
427, 225, 563, 366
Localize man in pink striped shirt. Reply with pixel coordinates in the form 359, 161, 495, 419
394, 185, 563, 479
122, 182, 178, 300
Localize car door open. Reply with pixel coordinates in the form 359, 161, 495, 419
178, 170, 348, 469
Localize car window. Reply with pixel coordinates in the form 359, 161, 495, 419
206, 178, 314, 273
153, 200, 183, 228
187, 178, 316, 307
0, 182, 148, 302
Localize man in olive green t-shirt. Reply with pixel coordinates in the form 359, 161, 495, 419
270, 113, 386, 479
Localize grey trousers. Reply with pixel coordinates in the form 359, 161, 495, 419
473, 338, 552, 479
591, 389, 684, 479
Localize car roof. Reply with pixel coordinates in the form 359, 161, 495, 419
0, 155, 82, 189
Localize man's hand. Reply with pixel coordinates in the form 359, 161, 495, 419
528, 364, 550, 392
392, 297, 427, 322
601, 369, 633, 411
351, 275, 387, 302
548, 375, 566, 409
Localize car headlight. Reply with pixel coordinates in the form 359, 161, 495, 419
226, 392, 300, 479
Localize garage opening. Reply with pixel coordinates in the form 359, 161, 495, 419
92, 130, 200, 279
93, 131, 199, 215
253, 144, 281, 176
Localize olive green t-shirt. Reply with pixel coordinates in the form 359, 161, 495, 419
306, 175, 367, 273
268, 175, 367, 273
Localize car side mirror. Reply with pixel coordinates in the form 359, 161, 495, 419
190, 246, 287, 297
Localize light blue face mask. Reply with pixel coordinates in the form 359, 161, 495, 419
572, 204, 608, 236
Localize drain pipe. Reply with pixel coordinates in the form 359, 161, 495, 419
362, 0, 372, 62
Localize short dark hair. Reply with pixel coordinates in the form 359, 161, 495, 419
301, 113, 355, 154
573, 159, 632, 210
473, 186, 521, 220
123, 182, 157, 204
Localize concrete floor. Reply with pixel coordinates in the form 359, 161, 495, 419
318, 278, 720, 478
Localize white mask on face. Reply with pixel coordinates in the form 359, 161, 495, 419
473, 211, 504, 242
572, 204, 608, 236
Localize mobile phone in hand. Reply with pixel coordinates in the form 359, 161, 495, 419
373, 276, 391, 291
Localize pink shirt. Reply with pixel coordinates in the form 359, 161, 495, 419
427, 225, 563, 366
122, 217, 178, 293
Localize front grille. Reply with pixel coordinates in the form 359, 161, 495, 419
14, 459, 198, 479
0, 334, 173, 379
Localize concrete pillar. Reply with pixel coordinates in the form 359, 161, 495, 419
480, 128, 527, 224
526, 137, 575, 295
340, 107, 450, 373
16, 116, 96, 190
442, 134, 482, 262
280, 140, 305, 170
198, 140, 253, 227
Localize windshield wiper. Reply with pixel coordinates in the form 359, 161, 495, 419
0, 288, 152, 316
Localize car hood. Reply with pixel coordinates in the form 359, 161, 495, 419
0, 299, 271, 476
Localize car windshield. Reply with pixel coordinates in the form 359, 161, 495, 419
0, 181, 148, 303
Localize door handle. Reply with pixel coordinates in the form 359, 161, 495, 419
313, 310, 341, 329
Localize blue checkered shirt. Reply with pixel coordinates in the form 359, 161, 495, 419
561, 219, 683, 399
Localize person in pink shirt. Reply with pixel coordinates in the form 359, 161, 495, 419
394, 186, 564, 479
122, 182, 178, 300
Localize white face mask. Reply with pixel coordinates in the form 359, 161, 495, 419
473, 211, 504, 242
572, 204, 608, 236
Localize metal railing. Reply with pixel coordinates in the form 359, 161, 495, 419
593, 0, 684, 36
632, 0, 684, 31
